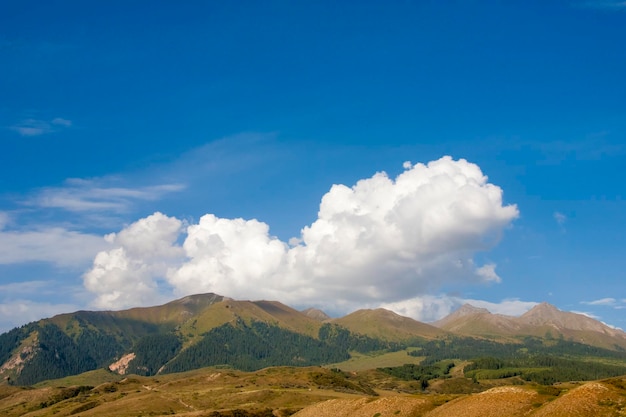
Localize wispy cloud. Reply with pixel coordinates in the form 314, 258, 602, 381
602, 322, 623, 330
553, 212, 567, 225
161, 132, 286, 182
0, 280, 51, 294
581, 297, 617, 306
27, 179, 185, 213
572, 310, 602, 320
475, 264, 501, 283
10, 117, 73, 137
51, 117, 72, 127
11, 119, 53, 136
0, 226, 111, 267
554, 212, 568, 233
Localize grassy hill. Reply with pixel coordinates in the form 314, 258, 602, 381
177, 299, 323, 345
331, 308, 447, 342
2, 365, 625, 417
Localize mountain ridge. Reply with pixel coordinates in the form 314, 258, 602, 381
3, 294, 626, 386
332, 308, 447, 341
435, 301, 626, 349
0, 293, 425, 385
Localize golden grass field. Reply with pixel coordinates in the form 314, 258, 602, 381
2, 364, 626, 417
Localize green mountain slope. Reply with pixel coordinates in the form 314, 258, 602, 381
1, 293, 226, 385
0, 294, 404, 385
3, 294, 626, 387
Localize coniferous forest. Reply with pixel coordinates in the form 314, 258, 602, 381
166, 321, 355, 373
3, 296, 626, 387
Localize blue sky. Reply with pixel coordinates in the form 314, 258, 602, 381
1, 1, 626, 333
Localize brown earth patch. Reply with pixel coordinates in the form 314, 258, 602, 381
291, 396, 432, 417
423, 386, 540, 417
531, 381, 626, 417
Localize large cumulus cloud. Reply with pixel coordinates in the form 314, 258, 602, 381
168, 215, 287, 298
83, 212, 184, 308
83, 156, 519, 317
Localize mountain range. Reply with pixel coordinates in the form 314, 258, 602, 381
434, 302, 626, 350
1, 293, 626, 386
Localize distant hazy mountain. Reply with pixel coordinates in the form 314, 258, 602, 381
434, 301, 626, 350
300, 308, 331, 321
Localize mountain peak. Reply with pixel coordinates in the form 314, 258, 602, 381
533, 301, 558, 310
332, 308, 446, 341
520, 302, 560, 320
171, 293, 224, 306
300, 308, 331, 321
433, 303, 489, 323
457, 303, 491, 316
433, 303, 495, 330
518, 302, 626, 338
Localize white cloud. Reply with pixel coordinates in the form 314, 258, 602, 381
84, 212, 184, 308
460, 298, 538, 317
28, 178, 185, 213
572, 310, 601, 320
380, 296, 537, 322
475, 263, 501, 283
602, 322, 623, 331
51, 117, 72, 127
0, 169, 184, 272
553, 211, 567, 225
10, 117, 72, 137
0, 227, 111, 267
0, 280, 51, 294
380, 295, 459, 322
168, 214, 287, 299
83, 156, 519, 311
11, 119, 52, 136
581, 297, 617, 306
